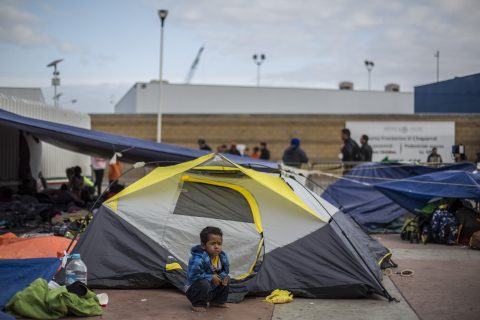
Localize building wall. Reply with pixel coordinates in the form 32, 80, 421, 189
415, 73, 480, 113
115, 85, 137, 113
91, 114, 480, 163
115, 82, 414, 115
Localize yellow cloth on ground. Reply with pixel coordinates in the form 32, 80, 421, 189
265, 289, 293, 304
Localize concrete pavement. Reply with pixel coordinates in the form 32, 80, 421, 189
377, 234, 480, 320
272, 277, 418, 320
65, 234, 479, 320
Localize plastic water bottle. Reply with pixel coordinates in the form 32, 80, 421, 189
65, 253, 88, 286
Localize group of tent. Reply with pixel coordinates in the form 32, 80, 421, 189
321, 161, 479, 231
1, 152, 396, 307
2, 109, 480, 309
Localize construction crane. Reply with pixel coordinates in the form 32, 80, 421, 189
185, 46, 204, 84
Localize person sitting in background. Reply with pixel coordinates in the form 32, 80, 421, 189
456, 201, 480, 245
429, 200, 459, 245
228, 144, 241, 156
70, 166, 84, 198
251, 146, 261, 159
198, 139, 212, 151
217, 144, 228, 153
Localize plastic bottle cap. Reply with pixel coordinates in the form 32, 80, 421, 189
71, 254, 81, 259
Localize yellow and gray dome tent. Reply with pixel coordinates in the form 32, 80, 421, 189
73, 154, 394, 300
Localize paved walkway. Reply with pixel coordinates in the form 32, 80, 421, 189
272, 277, 418, 320
377, 234, 480, 320
66, 234, 479, 320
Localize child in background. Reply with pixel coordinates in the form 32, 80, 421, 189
186, 226, 230, 312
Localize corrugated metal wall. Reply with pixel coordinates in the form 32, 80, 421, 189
0, 95, 91, 182
415, 73, 480, 113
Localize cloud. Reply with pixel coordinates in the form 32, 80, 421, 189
0, 1, 81, 53
0, 2, 53, 46
156, 0, 480, 90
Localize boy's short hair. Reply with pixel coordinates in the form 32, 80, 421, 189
200, 226, 223, 244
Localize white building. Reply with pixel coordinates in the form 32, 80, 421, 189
115, 82, 414, 115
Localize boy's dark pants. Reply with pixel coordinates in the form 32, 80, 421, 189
186, 279, 229, 307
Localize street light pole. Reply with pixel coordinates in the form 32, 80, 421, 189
47, 59, 63, 107
252, 54, 266, 87
364, 60, 374, 91
434, 50, 440, 82
157, 9, 168, 143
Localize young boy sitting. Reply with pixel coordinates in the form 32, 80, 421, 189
186, 226, 230, 312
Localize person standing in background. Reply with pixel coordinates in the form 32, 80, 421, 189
282, 138, 308, 168
427, 147, 442, 164
91, 157, 107, 196
341, 128, 361, 162
359, 135, 373, 162
259, 142, 270, 160
108, 158, 122, 184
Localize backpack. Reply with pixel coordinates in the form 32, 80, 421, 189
401, 217, 420, 243
470, 231, 480, 250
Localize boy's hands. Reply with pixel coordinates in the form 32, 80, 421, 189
212, 274, 222, 286
221, 276, 230, 286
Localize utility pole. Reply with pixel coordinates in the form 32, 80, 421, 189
47, 59, 63, 107
434, 50, 440, 82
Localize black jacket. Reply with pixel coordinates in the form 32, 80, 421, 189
282, 145, 308, 168
342, 138, 361, 162
359, 144, 373, 162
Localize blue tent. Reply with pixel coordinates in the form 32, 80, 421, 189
0, 258, 60, 309
0, 109, 277, 171
321, 162, 476, 230
375, 170, 480, 213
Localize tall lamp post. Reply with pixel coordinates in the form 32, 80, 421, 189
157, 9, 168, 143
364, 60, 374, 91
252, 54, 266, 87
47, 59, 63, 107
434, 50, 440, 82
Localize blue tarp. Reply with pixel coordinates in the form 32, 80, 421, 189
375, 170, 480, 213
0, 109, 277, 171
321, 162, 476, 230
0, 258, 60, 309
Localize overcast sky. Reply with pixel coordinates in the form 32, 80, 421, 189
1, 0, 479, 113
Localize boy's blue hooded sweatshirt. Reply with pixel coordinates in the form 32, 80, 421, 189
187, 245, 230, 286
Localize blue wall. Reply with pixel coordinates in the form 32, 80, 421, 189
415, 73, 480, 113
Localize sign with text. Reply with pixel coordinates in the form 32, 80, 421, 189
345, 121, 455, 162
